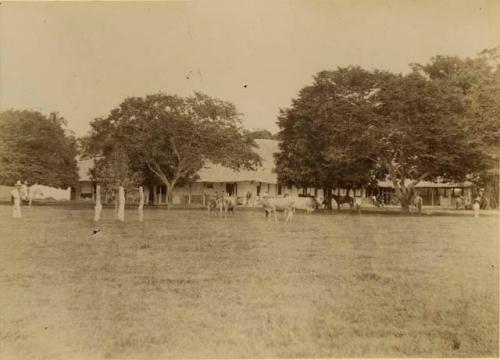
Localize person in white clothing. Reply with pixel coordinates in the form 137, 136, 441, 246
20, 181, 29, 201
11, 181, 22, 218
473, 197, 480, 218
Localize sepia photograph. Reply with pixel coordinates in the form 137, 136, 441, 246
0, 0, 499, 359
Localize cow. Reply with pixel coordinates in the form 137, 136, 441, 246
258, 195, 296, 222
332, 194, 354, 209
206, 196, 219, 215
293, 196, 318, 214
218, 193, 238, 218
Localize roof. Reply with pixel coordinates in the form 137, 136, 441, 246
377, 179, 473, 188
75, 139, 482, 188
196, 139, 279, 183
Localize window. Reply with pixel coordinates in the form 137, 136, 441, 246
277, 184, 282, 195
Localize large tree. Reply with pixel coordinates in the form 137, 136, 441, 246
411, 49, 500, 208
276, 61, 495, 212
275, 67, 382, 208
0, 110, 78, 188
82, 92, 261, 205
363, 70, 490, 211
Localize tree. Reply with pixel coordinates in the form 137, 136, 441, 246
245, 129, 277, 140
83, 92, 261, 206
412, 49, 500, 208
275, 67, 382, 208
276, 62, 495, 212
80, 117, 142, 192
0, 110, 78, 188
364, 70, 490, 211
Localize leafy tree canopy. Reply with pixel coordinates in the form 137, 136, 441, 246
276, 52, 497, 211
245, 129, 277, 140
81, 92, 261, 202
0, 110, 78, 188
275, 67, 382, 193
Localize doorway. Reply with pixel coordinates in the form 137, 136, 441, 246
226, 183, 237, 196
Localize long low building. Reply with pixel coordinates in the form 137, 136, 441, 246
75, 139, 476, 207
75, 140, 309, 206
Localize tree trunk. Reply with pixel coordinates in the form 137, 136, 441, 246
323, 186, 332, 210
118, 186, 125, 221
400, 196, 411, 212
114, 189, 118, 216
94, 185, 102, 222
148, 185, 154, 205
138, 186, 144, 222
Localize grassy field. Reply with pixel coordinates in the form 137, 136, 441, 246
0, 205, 498, 359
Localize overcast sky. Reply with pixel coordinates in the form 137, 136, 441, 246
1, 0, 499, 136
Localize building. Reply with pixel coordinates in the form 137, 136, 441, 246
375, 179, 474, 207
146, 139, 307, 206
75, 139, 476, 208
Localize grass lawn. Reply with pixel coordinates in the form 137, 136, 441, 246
0, 205, 498, 359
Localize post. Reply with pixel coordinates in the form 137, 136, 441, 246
118, 186, 125, 222
138, 186, 144, 222
94, 185, 102, 222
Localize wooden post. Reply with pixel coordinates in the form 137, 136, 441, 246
94, 185, 102, 222
138, 186, 144, 222
118, 186, 125, 222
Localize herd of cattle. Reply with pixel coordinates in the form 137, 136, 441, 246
206, 193, 326, 221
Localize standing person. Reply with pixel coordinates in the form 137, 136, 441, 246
28, 182, 37, 206
416, 193, 423, 213
20, 181, 29, 202
473, 197, 481, 218
11, 181, 22, 218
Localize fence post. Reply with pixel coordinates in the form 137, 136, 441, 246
94, 185, 102, 222
138, 186, 144, 222
118, 186, 125, 222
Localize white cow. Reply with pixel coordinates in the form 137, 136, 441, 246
258, 195, 296, 222
293, 196, 318, 214
218, 194, 238, 218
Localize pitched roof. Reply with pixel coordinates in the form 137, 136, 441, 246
195, 139, 279, 183
377, 179, 473, 188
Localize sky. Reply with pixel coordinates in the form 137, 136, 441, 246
1, 0, 499, 137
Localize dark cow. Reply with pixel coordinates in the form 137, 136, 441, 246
332, 194, 354, 209
206, 196, 219, 215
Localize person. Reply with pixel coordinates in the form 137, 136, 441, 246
20, 181, 29, 202
11, 181, 23, 218
473, 197, 481, 218
28, 182, 38, 206
371, 195, 382, 207
415, 194, 423, 213
354, 196, 362, 213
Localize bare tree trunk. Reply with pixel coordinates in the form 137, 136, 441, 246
118, 186, 125, 221
323, 186, 332, 210
114, 190, 118, 216
94, 185, 102, 222
138, 186, 144, 222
